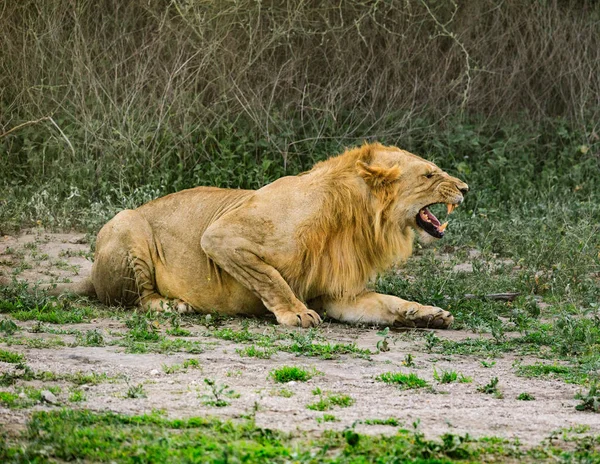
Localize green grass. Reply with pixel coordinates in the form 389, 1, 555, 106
375, 372, 429, 390
236, 345, 277, 359
517, 393, 535, 401
269, 366, 316, 383
363, 418, 401, 426
1, 409, 599, 463
307, 392, 355, 411
0, 348, 25, 364
515, 362, 596, 385
433, 369, 472, 384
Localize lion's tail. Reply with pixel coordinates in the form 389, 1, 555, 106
0, 276, 97, 299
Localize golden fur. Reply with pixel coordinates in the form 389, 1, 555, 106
48, 142, 469, 328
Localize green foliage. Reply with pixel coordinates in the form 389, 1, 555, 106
363, 418, 400, 427
125, 383, 147, 399
200, 378, 239, 407
477, 377, 501, 397
0, 282, 95, 323
76, 329, 105, 347
376, 372, 428, 390
0, 319, 19, 335
517, 393, 535, 401
575, 383, 600, 412
376, 327, 391, 352
69, 389, 86, 403
307, 391, 355, 411
236, 345, 276, 359
0, 348, 25, 364
125, 313, 161, 342
433, 369, 472, 384
269, 366, 316, 383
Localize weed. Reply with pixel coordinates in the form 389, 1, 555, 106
363, 418, 400, 426
272, 388, 294, 398
0, 349, 25, 364
68, 389, 86, 403
200, 378, 239, 407
0, 319, 19, 335
269, 366, 317, 383
575, 382, 600, 412
477, 377, 502, 398
125, 383, 147, 399
125, 313, 161, 342
162, 359, 201, 374
316, 414, 338, 423
376, 327, 391, 352
307, 391, 354, 411
76, 329, 104, 347
376, 372, 428, 390
433, 369, 472, 384
236, 345, 276, 359
402, 353, 415, 367
517, 392, 535, 401
424, 332, 440, 352
481, 360, 496, 368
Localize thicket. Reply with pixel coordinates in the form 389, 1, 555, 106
1, 0, 599, 231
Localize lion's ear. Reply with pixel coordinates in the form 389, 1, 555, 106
356, 160, 401, 190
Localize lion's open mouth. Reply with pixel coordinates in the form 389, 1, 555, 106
416, 203, 456, 238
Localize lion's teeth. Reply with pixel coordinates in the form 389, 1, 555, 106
447, 203, 456, 214
439, 222, 448, 232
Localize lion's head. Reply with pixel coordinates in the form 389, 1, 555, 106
356, 143, 469, 241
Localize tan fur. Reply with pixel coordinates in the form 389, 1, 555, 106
56, 142, 469, 328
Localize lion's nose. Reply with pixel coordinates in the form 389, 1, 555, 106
459, 185, 469, 195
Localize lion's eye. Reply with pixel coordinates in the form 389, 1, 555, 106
424, 172, 434, 179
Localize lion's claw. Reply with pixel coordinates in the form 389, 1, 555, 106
277, 308, 322, 328
399, 305, 453, 329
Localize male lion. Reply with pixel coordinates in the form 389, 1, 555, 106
53, 143, 469, 328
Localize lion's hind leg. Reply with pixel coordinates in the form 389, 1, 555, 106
93, 209, 191, 313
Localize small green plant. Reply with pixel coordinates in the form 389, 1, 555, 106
433, 369, 472, 384
402, 353, 415, 367
363, 418, 400, 426
125, 383, 147, 399
0, 349, 25, 364
183, 359, 200, 369
375, 372, 428, 389
269, 366, 316, 383
575, 382, 600, 412
307, 391, 354, 411
273, 388, 294, 398
517, 392, 535, 401
166, 313, 191, 336
477, 377, 502, 397
316, 414, 338, 423
163, 359, 201, 374
77, 329, 104, 347
69, 389, 86, 403
236, 345, 276, 359
0, 319, 19, 335
424, 332, 440, 352
201, 378, 239, 407
376, 327, 391, 352
125, 313, 161, 342
480, 360, 496, 368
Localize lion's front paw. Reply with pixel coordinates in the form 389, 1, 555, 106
400, 305, 453, 329
276, 308, 322, 328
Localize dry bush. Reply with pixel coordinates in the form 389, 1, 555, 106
0, 0, 598, 172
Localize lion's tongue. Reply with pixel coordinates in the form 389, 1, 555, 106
419, 207, 441, 227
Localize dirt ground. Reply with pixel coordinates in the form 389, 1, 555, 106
1, 230, 598, 447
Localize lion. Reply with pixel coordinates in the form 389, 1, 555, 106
45, 142, 469, 328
